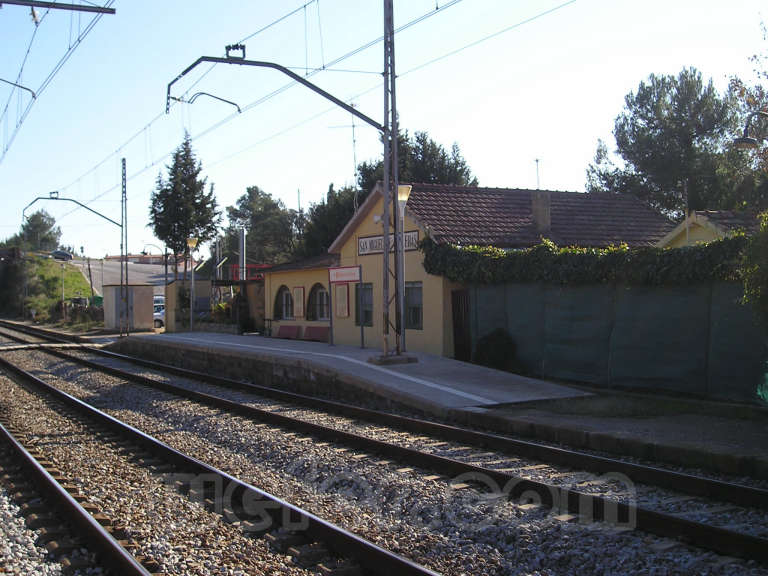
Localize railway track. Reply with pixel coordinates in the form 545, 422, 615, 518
0, 339, 440, 575
0, 419, 151, 575
0, 322, 766, 573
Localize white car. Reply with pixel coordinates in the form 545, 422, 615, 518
153, 303, 165, 328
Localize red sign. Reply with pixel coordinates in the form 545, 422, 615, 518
329, 266, 361, 284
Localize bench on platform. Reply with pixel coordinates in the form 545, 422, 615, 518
303, 325, 329, 342
275, 325, 302, 339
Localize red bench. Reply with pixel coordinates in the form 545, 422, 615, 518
303, 325, 330, 342
275, 325, 302, 339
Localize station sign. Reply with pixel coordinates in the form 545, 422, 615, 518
358, 230, 419, 256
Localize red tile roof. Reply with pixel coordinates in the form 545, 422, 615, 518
406, 184, 675, 248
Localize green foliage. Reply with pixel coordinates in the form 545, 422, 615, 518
149, 133, 221, 276
1, 210, 62, 252
0, 259, 24, 316
223, 185, 298, 265
421, 235, 747, 286
295, 184, 357, 259
473, 328, 519, 373
295, 130, 478, 259
586, 67, 762, 216
357, 130, 477, 194
743, 213, 768, 326
22, 257, 92, 322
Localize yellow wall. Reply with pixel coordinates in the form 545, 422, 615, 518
265, 268, 332, 336
663, 223, 721, 248
265, 194, 460, 357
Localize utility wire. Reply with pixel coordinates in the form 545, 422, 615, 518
0, 7, 50, 134
57, 0, 320, 197
0, 1, 114, 165
401, 0, 578, 76
56, 0, 467, 221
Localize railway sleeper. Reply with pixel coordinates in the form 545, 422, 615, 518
288, 542, 333, 567
316, 559, 364, 576
265, 530, 310, 553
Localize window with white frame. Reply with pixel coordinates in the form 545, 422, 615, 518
274, 285, 294, 319
355, 283, 373, 327
307, 283, 329, 321
405, 281, 423, 330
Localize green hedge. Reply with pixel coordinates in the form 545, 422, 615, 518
420, 235, 747, 286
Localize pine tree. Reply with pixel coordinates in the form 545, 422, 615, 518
149, 133, 221, 278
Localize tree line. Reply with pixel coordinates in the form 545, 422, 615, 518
149, 130, 477, 275
146, 39, 767, 271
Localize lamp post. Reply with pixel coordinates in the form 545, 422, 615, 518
396, 185, 412, 352
60, 262, 65, 321
166, 1, 404, 359
733, 110, 768, 150
187, 237, 198, 331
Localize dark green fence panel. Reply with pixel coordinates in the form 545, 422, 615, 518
504, 284, 545, 375
609, 285, 710, 393
470, 284, 507, 354
543, 285, 613, 385
469, 281, 765, 401
708, 283, 765, 401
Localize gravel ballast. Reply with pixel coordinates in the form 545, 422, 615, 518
0, 373, 313, 576
1, 348, 766, 575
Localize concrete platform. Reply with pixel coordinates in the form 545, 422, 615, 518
104, 330, 768, 480
142, 332, 590, 412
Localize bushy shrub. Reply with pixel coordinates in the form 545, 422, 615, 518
421, 235, 746, 286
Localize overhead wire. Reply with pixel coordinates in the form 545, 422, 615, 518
55, 0, 321, 199
60, 0, 576, 230
0, 1, 115, 165
0, 7, 51, 134
56, 0, 466, 222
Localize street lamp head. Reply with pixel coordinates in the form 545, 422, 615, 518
187, 237, 199, 251
734, 110, 768, 150
397, 184, 412, 206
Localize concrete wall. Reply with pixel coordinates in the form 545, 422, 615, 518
470, 282, 766, 402
165, 279, 212, 332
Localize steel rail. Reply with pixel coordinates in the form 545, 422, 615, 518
0, 421, 151, 575
2, 334, 768, 563
1, 320, 767, 511
0, 320, 766, 512
0, 353, 440, 576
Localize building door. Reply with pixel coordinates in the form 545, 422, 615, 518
452, 289, 471, 361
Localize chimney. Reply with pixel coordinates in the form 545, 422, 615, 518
531, 190, 551, 234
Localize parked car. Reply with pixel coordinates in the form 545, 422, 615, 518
51, 250, 73, 261
153, 303, 165, 328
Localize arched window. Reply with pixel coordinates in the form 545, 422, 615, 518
274, 285, 293, 320
306, 283, 329, 321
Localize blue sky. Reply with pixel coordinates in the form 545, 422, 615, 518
0, 0, 765, 257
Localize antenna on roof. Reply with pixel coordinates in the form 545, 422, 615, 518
535, 158, 540, 189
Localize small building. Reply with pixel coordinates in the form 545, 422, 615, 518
656, 210, 760, 247
265, 183, 675, 358
103, 283, 154, 331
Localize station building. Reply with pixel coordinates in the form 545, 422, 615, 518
264, 183, 675, 358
